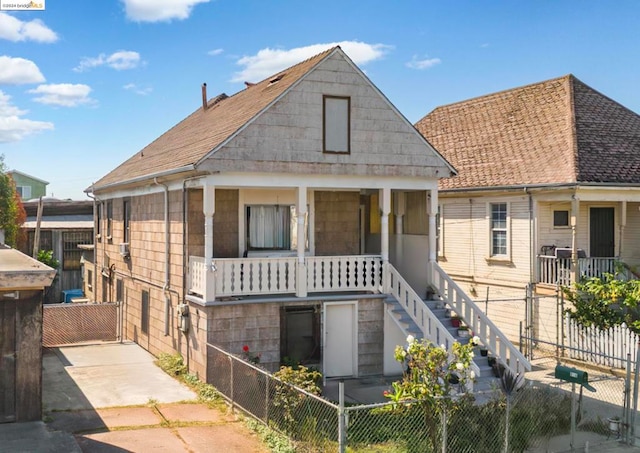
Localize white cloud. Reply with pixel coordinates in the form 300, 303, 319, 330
28, 84, 93, 107
406, 55, 441, 70
207, 48, 223, 56
0, 56, 45, 84
123, 83, 152, 96
74, 50, 141, 72
122, 0, 210, 22
481, 43, 490, 48
0, 12, 58, 43
0, 90, 53, 143
231, 41, 393, 83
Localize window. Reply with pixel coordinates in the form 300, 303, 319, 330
246, 205, 308, 251
96, 203, 102, 239
106, 200, 113, 238
116, 279, 124, 303
141, 290, 149, 334
490, 203, 508, 257
62, 231, 93, 270
27, 230, 53, 255
553, 210, 570, 228
87, 269, 93, 291
123, 199, 131, 243
16, 185, 31, 199
323, 95, 350, 153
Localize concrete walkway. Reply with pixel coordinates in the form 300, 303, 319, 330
0, 342, 267, 452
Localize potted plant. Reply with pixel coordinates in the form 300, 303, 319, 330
487, 356, 497, 367
451, 315, 461, 328
480, 346, 489, 356
608, 416, 621, 434
457, 326, 470, 338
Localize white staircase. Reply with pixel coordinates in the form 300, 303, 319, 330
384, 263, 531, 392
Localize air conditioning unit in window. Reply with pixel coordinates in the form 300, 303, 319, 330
119, 243, 130, 259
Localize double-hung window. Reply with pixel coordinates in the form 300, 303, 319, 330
490, 203, 508, 257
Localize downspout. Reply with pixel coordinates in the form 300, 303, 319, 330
154, 177, 171, 336
86, 189, 99, 303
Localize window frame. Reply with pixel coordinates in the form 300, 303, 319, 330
488, 202, 510, 260
141, 289, 149, 335
106, 200, 113, 239
553, 210, 570, 229
322, 95, 351, 154
245, 204, 308, 252
123, 198, 131, 244
16, 185, 31, 199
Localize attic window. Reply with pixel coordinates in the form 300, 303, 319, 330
269, 74, 285, 85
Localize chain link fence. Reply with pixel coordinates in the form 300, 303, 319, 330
207, 343, 631, 452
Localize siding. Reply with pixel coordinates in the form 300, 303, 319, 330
314, 191, 360, 256
622, 202, 640, 266
205, 53, 450, 176
439, 195, 532, 290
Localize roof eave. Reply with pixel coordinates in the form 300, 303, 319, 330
87, 164, 196, 194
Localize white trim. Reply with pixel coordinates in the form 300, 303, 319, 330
487, 201, 511, 260
323, 300, 358, 378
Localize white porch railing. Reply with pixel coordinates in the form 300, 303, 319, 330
188, 255, 383, 299
215, 257, 297, 297
388, 264, 457, 351
538, 256, 618, 287
306, 255, 382, 293
189, 256, 207, 297
432, 262, 531, 377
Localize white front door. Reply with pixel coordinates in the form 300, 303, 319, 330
324, 302, 356, 378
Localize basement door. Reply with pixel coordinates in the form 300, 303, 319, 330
323, 302, 357, 378
0, 300, 16, 423
590, 207, 615, 257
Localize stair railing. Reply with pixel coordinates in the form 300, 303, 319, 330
387, 263, 479, 379
431, 262, 532, 376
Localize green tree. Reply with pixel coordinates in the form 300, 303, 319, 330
564, 270, 640, 334
0, 155, 26, 247
384, 335, 477, 452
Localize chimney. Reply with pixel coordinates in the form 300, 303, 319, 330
201, 83, 208, 111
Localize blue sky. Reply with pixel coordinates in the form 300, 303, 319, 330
1, 0, 639, 200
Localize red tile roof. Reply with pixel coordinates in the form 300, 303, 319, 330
415, 75, 640, 190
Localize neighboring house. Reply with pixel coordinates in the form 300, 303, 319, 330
7, 170, 48, 200
87, 47, 529, 383
415, 74, 640, 304
0, 244, 56, 423
19, 198, 93, 303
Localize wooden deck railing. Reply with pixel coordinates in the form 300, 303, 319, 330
537, 256, 618, 287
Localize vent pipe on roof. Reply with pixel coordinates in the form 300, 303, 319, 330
201, 83, 207, 111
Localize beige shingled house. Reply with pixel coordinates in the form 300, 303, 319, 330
87, 47, 529, 384
416, 75, 640, 305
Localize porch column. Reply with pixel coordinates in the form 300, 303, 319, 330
571, 195, 580, 285
203, 185, 216, 302
428, 189, 438, 285
380, 187, 391, 292
620, 201, 627, 258
296, 186, 307, 297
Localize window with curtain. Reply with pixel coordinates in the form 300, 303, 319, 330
246, 205, 309, 251
246, 205, 292, 250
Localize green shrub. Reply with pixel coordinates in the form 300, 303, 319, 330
156, 353, 187, 376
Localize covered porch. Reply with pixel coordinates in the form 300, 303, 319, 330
535, 193, 640, 288
184, 174, 440, 304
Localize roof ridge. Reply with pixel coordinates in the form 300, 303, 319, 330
566, 75, 580, 183
424, 74, 574, 116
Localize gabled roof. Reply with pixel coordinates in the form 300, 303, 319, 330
415, 75, 640, 191
7, 170, 49, 185
92, 47, 338, 190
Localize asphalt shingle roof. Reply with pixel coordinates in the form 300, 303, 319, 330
92, 47, 337, 190
415, 75, 640, 190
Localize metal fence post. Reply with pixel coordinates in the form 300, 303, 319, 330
441, 406, 448, 453
338, 380, 346, 453
229, 355, 235, 413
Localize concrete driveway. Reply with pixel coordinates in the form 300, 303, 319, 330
0, 342, 267, 452
43, 341, 196, 411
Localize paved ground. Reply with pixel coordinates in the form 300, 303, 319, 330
0, 342, 267, 453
